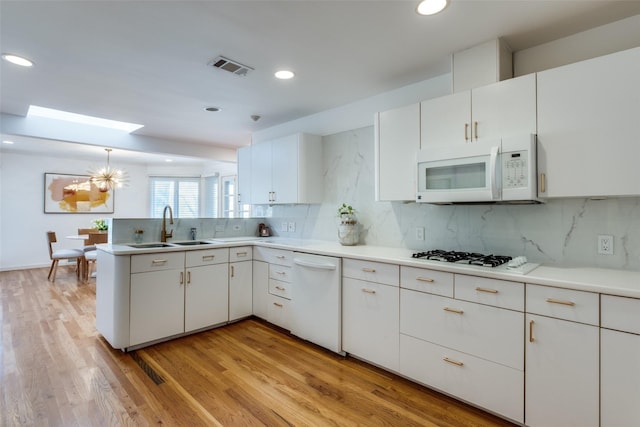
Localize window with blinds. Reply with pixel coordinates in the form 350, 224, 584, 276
150, 177, 200, 218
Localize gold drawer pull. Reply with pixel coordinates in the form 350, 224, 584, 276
545, 298, 575, 306
275, 286, 286, 291
416, 277, 434, 283
361, 267, 376, 273
273, 302, 283, 308
361, 288, 376, 294
443, 357, 464, 367
151, 259, 167, 265
276, 255, 286, 259
202, 255, 215, 260
529, 319, 535, 343
475, 287, 498, 294
236, 251, 248, 257
443, 307, 464, 314
275, 271, 287, 275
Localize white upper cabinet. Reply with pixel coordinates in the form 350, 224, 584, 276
374, 103, 420, 201
249, 133, 323, 204
537, 46, 640, 198
237, 146, 252, 206
420, 73, 536, 146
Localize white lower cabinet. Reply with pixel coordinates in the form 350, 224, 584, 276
399, 269, 524, 423
252, 247, 294, 331
252, 260, 269, 320
400, 334, 523, 422
229, 246, 253, 322
130, 268, 185, 346
266, 293, 290, 330
601, 295, 640, 427
342, 277, 399, 371
525, 284, 599, 427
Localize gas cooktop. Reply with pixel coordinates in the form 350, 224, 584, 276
411, 250, 539, 275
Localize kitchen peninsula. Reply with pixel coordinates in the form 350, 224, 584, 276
97, 236, 640, 427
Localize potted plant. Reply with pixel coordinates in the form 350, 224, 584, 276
337, 203, 359, 245
92, 218, 108, 231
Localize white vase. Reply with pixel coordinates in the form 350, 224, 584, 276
338, 222, 359, 246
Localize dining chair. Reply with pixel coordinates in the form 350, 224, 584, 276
47, 231, 85, 282
78, 228, 97, 252
83, 231, 108, 282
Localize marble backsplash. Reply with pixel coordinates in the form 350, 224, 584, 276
264, 126, 640, 271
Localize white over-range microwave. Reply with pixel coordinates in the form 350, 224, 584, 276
416, 134, 541, 204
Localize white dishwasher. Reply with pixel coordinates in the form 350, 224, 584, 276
291, 252, 343, 354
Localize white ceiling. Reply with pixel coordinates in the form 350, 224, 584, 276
2, 1, 640, 162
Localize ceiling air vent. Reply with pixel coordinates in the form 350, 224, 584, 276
208, 56, 253, 77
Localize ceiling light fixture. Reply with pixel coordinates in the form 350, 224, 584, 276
274, 70, 295, 80
416, 0, 448, 15
2, 53, 34, 67
2, 140, 15, 145
89, 148, 128, 192
27, 105, 143, 133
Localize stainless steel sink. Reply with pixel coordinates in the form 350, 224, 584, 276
171, 241, 216, 246
127, 243, 174, 248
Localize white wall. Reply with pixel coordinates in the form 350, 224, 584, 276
0, 151, 209, 270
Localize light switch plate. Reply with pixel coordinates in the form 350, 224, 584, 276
288, 222, 296, 232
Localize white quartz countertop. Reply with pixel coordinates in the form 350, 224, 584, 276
98, 237, 640, 298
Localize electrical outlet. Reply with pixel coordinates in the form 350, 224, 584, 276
598, 235, 614, 255
281, 222, 288, 232
416, 226, 425, 240
288, 222, 296, 232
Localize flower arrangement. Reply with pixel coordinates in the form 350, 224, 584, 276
92, 218, 108, 231
337, 203, 357, 224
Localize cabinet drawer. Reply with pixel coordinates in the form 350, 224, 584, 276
185, 248, 229, 267
400, 266, 454, 297
343, 258, 398, 286
400, 334, 524, 424
602, 295, 640, 334
269, 264, 292, 283
229, 246, 253, 262
131, 252, 184, 273
267, 294, 290, 330
254, 247, 293, 266
269, 279, 291, 300
455, 275, 524, 311
526, 284, 599, 325
400, 289, 523, 370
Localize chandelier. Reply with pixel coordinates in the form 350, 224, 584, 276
89, 148, 128, 192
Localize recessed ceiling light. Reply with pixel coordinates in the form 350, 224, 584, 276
165, 159, 173, 163
205, 106, 221, 112
275, 70, 295, 80
2, 53, 34, 67
27, 105, 143, 132
2, 140, 15, 144
416, 0, 448, 15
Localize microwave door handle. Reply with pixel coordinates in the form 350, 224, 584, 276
489, 146, 500, 200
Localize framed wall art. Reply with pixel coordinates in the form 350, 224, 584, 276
44, 173, 115, 214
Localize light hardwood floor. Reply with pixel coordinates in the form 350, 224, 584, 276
1, 267, 516, 426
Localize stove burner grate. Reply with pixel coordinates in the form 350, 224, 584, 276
412, 250, 513, 268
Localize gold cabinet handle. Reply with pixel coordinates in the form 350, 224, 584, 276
464, 123, 469, 141
443, 307, 464, 314
152, 259, 167, 265
475, 287, 498, 294
275, 270, 287, 275
187, 271, 191, 284
236, 251, 248, 257
474, 121, 478, 140
202, 255, 215, 260
180, 271, 184, 285
276, 255, 286, 259
416, 277, 434, 283
540, 173, 546, 193
361, 267, 376, 273
230, 265, 235, 278
443, 357, 464, 367
529, 319, 535, 343
275, 285, 286, 291
273, 302, 283, 308
545, 298, 575, 306
361, 288, 376, 294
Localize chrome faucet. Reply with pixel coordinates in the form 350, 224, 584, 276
161, 205, 173, 242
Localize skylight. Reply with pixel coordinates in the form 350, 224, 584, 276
27, 105, 144, 133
